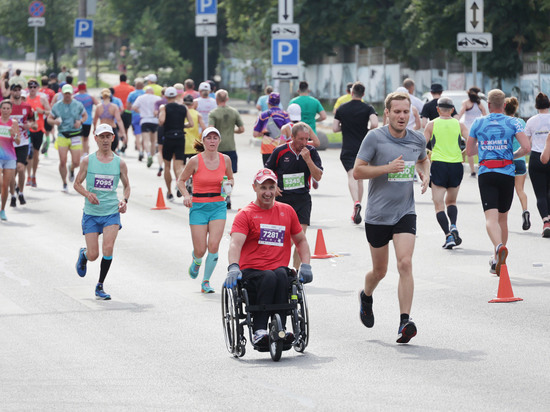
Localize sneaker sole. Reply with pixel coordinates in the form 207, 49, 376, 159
543, 227, 550, 238
451, 229, 462, 246
353, 205, 362, 224
396, 323, 417, 343
359, 292, 374, 328
95, 295, 111, 300
495, 245, 508, 277
522, 212, 531, 231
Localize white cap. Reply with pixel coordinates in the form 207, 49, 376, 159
395, 86, 409, 94
146, 74, 157, 83
201, 127, 221, 141
95, 124, 114, 135
287, 103, 301, 121
198, 82, 211, 92
21, 89, 29, 98
165, 86, 177, 98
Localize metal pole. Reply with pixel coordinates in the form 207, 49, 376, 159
34, 26, 38, 77
204, 36, 208, 81
77, 0, 87, 82
280, 80, 290, 109
537, 51, 541, 93
472, 51, 477, 87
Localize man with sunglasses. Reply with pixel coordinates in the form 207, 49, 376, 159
8, 82, 35, 207
47, 84, 87, 193
26, 79, 51, 187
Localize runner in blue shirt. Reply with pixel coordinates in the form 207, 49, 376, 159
467, 89, 530, 276
126, 78, 145, 160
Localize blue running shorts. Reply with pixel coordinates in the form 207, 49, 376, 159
189, 201, 227, 225
82, 212, 122, 235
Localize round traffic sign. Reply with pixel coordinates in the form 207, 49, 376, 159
29, 1, 45, 17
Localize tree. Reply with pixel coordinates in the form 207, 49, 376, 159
128, 8, 192, 85
0, 0, 77, 72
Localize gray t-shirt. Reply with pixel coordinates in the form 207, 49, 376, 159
356, 125, 427, 225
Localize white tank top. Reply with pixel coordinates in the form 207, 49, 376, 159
464, 102, 482, 129
195, 97, 217, 122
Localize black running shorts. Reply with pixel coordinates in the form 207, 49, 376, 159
478, 172, 515, 213
365, 214, 417, 248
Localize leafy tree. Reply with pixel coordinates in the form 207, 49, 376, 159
128, 8, 192, 85
0, 0, 77, 72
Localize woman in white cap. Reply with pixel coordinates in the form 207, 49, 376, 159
176, 127, 233, 293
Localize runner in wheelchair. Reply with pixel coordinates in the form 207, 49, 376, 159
224, 168, 313, 348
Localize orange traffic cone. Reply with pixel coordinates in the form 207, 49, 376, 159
151, 188, 171, 210
488, 264, 523, 303
311, 229, 336, 259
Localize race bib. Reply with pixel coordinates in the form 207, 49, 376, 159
259, 224, 285, 247
283, 172, 305, 190
70, 136, 82, 145
388, 161, 415, 182
94, 174, 114, 191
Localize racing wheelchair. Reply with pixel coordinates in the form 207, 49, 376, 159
221, 268, 309, 361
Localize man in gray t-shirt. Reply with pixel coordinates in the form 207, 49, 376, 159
353, 92, 430, 345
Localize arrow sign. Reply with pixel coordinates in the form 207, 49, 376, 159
278, 0, 293, 23
466, 0, 483, 33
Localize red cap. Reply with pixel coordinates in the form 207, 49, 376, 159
254, 168, 277, 184
77, 83, 87, 91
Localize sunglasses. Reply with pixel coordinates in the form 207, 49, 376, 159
29, 85, 38, 88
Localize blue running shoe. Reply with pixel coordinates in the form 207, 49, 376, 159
76, 248, 87, 277
189, 254, 201, 279
450, 224, 462, 246
442, 234, 456, 249
95, 283, 111, 300
396, 319, 417, 344
201, 280, 215, 293
0, 210, 7, 221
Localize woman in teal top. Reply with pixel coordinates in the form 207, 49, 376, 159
73, 123, 131, 300
505, 97, 530, 231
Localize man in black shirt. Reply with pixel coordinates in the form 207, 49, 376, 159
158, 86, 194, 200
332, 82, 378, 224
421, 83, 458, 128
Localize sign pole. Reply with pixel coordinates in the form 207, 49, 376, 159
77, 0, 87, 82
204, 36, 208, 81
472, 51, 477, 87
34, 26, 38, 77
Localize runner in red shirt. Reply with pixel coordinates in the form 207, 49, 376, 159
225, 168, 313, 346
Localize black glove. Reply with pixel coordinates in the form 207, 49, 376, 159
298, 263, 313, 284
224, 263, 242, 289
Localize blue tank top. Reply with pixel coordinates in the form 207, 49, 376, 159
84, 153, 121, 216
74, 93, 94, 125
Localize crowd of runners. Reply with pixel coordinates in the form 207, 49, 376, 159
2, 67, 550, 344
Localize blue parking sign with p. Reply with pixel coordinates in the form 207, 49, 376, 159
272, 39, 299, 65
75, 19, 93, 38
196, 0, 217, 14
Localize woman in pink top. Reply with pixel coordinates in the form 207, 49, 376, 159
0, 100, 20, 220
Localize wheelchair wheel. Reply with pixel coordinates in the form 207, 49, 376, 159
294, 285, 310, 353
269, 313, 284, 362
221, 286, 238, 356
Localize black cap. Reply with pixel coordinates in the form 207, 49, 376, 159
431, 83, 443, 93
49, 72, 57, 79
10, 83, 22, 90
183, 94, 194, 104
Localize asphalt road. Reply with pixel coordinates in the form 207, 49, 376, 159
1, 109, 550, 410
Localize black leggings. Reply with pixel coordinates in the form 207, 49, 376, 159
242, 267, 290, 332
528, 151, 550, 220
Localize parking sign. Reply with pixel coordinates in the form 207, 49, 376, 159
272, 39, 299, 65
74, 18, 94, 48
196, 0, 217, 14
